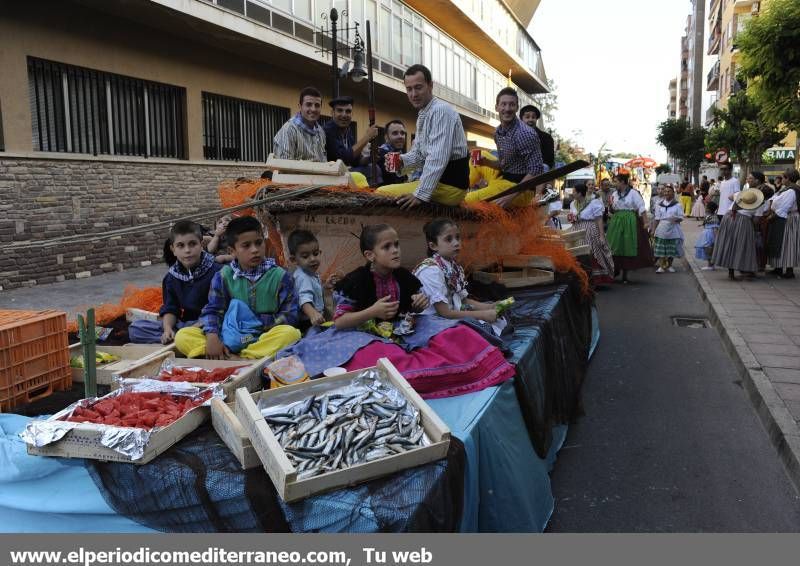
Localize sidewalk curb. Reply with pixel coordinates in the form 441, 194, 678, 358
683, 258, 800, 494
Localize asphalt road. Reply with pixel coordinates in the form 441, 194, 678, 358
547, 262, 800, 532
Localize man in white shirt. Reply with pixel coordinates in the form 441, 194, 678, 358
717, 162, 741, 220
375, 64, 470, 210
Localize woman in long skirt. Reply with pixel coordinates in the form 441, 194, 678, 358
690, 186, 706, 218
606, 173, 653, 284
767, 169, 800, 279
652, 185, 684, 273
568, 183, 614, 286
711, 188, 764, 280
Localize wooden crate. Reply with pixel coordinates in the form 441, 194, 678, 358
473, 267, 554, 288
211, 398, 261, 469
499, 255, 555, 270
235, 358, 451, 502
265, 155, 347, 175
271, 173, 356, 188
26, 395, 208, 464
68, 343, 175, 384
113, 351, 265, 399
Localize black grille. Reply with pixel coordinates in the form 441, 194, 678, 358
27, 57, 186, 158
202, 92, 289, 162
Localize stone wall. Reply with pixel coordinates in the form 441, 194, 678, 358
0, 156, 265, 290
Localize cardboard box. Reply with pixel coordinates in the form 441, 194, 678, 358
114, 351, 264, 399
235, 358, 451, 502
68, 343, 175, 384
210, 398, 261, 470
26, 393, 209, 464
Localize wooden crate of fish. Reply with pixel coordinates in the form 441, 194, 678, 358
235, 358, 451, 502
113, 352, 264, 399
68, 342, 175, 384
210, 398, 261, 469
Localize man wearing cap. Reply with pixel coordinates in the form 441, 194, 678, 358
520, 104, 555, 171
273, 87, 327, 162
323, 95, 379, 169
376, 64, 470, 210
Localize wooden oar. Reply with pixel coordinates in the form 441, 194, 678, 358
486, 160, 591, 201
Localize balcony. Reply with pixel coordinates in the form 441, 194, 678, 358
705, 100, 720, 126
708, 31, 720, 55
707, 61, 720, 91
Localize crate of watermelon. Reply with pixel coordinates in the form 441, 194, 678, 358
112, 352, 265, 398
22, 380, 221, 464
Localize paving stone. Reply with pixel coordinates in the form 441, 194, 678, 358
756, 355, 800, 370
766, 367, 800, 385
749, 343, 800, 356
741, 333, 793, 345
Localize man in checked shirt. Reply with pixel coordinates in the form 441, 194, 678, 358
375, 64, 470, 210
465, 87, 544, 209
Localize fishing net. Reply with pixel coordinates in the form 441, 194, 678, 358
88, 423, 465, 533
66, 286, 162, 334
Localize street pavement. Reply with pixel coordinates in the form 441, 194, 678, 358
548, 223, 800, 532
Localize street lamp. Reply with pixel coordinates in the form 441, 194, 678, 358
319, 9, 367, 98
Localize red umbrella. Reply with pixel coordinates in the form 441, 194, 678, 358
624, 157, 645, 168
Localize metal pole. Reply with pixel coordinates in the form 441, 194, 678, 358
366, 20, 377, 186
331, 8, 339, 99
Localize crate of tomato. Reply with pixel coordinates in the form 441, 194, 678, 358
113, 352, 265, 398
22, 380, 219, 464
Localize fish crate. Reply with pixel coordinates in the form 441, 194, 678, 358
235, 358, 451, 502
114, 351, 265, 399
25, 390, 209, 464
68, 343, 175, 384
0, 310, 71, 412
211, 397, 261, 469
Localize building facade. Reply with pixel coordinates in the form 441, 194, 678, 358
686, 0, 705, 126
0, 0, 548, 289
667, 78, 678, 119
705, 0, 797, 175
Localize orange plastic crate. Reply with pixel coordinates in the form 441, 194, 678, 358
0, 310, 72, 412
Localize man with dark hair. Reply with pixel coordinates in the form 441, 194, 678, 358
377, 119, 408, 186
323, 95, 378, 167
273, 87, 326, 161
376, 64, 469, 209
466, 87, 544, 208
519, 104, 555, 170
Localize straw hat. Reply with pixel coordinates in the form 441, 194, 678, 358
736, 188, 765, 210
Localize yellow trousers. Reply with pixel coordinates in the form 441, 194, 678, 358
375, 180, 466, 206
174, 325, 301, 359
465, 178, 535, 208
351, 172, 369, 189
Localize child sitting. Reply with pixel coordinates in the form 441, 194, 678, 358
334, 224, 429, 329
413, 218, 498, 325
695, 201, 719, 271
130, 221, 222, 345
206, 214, 234, 264
175, 216, 300, 359
288, 229, 327, 329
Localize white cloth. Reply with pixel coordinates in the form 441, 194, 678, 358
570, 198, 604, 221
400, 97, 469, 202
771, 188, 797, 219
610, 188, 646, 214
414, 264, 468, 316
654, 199, 684, 240
717, 177, 741, 216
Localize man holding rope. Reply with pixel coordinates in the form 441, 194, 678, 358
375, 64, 470, 210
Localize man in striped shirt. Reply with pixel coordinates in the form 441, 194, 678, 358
376, 64, 469, 210
272, 87, 326, 162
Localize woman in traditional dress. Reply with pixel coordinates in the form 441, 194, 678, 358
690, 185, 706, 219
568, 183, 614, 287
711, 188, 764, 281
767, 169, 800, 279
606, 173, 653, 284
652, 185, 684, 273
678, 182, 693, 217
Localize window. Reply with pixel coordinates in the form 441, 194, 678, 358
378, 6, 390, 56
402, 20, 413, 63
392, 14, 402, 62
202, 92, 289, 162
294, 0, 311, 20
28, 57, 186, 158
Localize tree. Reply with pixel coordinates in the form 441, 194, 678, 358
656, 118, 706, 179
737, 0, 800, 165
655, 163, 672, 175
532, 79, 559, 126
706, 91, 785, 178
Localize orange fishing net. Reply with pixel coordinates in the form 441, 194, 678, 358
66, 286, 162, 333
461, 201, 591, 295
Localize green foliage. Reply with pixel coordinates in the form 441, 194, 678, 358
656, 118, 706, 174
737, 0, 800, 132
655, 163, 672, 175
532, 79, 559, 125
706, 91, 785, 176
